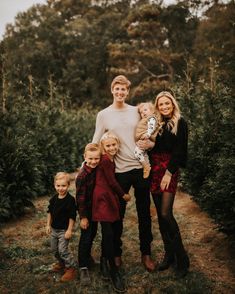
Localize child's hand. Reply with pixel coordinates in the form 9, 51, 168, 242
123, 194, 131, 202
46, 225, 51, 234
64, 229, 72, 240
80, 218, 89, 230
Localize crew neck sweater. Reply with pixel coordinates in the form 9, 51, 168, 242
92, 104, 142, 173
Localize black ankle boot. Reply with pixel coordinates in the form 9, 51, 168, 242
110, 269, 126, 293
158, 252, 175, 271
173, 232, 190, 278
100, 257, 110, 280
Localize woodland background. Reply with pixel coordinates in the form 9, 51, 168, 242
0, 0, 234, 236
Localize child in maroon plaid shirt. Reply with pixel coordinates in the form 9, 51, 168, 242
76, 143, 101, 286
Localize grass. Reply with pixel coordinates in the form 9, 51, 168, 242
0, 186, 234, 293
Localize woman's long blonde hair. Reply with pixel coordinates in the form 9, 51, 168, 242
154, 91, 181, 135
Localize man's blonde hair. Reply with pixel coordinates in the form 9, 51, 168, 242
54, 172, 70, 184
111, 75, 131, 91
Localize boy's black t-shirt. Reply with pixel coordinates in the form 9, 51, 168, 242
47, 193, 76, 230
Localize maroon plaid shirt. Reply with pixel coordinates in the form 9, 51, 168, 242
75, 163, 96, 219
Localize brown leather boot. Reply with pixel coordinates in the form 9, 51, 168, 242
52, 262, 65, 272
60, 267, 77, 282
141, 255, 155, 272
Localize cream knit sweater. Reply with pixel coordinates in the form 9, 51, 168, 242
92, 104, 142, 173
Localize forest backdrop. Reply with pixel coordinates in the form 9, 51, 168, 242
0, 0, 234, 235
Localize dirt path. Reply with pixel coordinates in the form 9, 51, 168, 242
0, 188, 234, 293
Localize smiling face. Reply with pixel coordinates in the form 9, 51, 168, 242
111, 83, 129, 105
157, 96, 174, 118
54, 178, 70, 198
84, 150, 101, 169
102, 137, 119, 158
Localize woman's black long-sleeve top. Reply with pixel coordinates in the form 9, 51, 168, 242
150, 117, 188, 174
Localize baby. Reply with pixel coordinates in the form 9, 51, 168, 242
134, 102, 163, 178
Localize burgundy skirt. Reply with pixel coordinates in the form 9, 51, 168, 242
150, 153, 179, 194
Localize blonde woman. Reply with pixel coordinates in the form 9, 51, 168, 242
150, 91, 189, 278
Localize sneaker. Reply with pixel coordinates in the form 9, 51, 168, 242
80, 268, 91, 286
60, 267, 77, 282
51, 262, 65, 272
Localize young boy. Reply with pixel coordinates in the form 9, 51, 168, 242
134, 102, 163, 178
46, 172, 77, 282
76, 143, 101, 285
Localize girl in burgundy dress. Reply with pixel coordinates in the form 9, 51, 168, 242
150, 91, 190, 278
92, 131, 131, 293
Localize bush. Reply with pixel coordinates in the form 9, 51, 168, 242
178, 83, 235, 234
0, 96, 97, 221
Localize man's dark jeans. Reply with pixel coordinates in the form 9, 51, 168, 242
115, 168, 153, 256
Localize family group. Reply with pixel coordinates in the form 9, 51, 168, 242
46, 75, 189, 293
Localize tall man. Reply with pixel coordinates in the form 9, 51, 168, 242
92, 75, 155, 271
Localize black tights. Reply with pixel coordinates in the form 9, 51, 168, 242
152, 192, 180, 239
100, 221, 116, 269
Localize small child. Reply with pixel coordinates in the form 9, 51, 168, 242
76, 143, 101, 286
46, 172, 77, 282
92, 131, 131, 293
134, 102, 163, 178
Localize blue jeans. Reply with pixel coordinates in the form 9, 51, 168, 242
51, 228, 76, 268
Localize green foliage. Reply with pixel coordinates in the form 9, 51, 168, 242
0, 95, 97, 221
0, 112, 44, 220
0, 0, 234, 234
178, 83, 235, 234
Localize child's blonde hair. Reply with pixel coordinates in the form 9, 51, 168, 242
54, 172, 70, 184
137, 102, 154, 114
111, 75, 131, 91
84, 143, 101, 156
100, 131, 120, 154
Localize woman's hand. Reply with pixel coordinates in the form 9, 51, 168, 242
160, 172, 172, 191
80, 217, 89, 230
136, 139, 154, 150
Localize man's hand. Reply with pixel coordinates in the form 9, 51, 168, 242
136, 139, 154, 150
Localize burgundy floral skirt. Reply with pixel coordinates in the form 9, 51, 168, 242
150, 153, 179, 194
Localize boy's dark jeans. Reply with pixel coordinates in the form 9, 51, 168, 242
115, 168, 153, 256
78, 217, 98, 268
